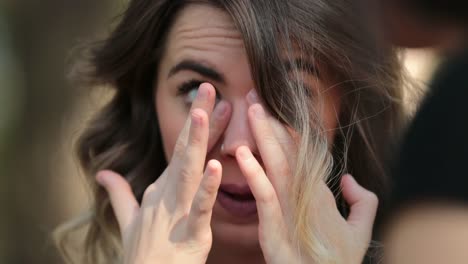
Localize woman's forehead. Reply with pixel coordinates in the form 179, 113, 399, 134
161, 4, 246, 74
162, 3, 320, 77
171, 4, 242, 43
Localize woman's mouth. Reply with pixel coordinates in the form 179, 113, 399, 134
216, 184, 257, 217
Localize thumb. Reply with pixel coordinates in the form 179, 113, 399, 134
96, 170, 139, 234
341, 174, 378, 239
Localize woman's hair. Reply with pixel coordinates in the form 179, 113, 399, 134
55, 0, 408, 263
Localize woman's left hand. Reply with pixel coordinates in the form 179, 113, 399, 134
235, 90, 379, 264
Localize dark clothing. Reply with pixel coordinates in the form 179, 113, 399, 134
389, 47, 468, 212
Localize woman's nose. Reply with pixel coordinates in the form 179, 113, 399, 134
220, 100, 258, 158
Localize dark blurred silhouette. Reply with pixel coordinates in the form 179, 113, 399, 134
379, 1, 468, 263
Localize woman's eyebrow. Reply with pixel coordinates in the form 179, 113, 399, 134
168, 59, 226, 84
284, 58, 320, 77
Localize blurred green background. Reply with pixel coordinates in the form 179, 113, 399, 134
0, 1, 437, 263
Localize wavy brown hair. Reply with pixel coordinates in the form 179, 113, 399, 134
55, 0, 408, 263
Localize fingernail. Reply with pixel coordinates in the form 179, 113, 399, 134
197, 85, 209, 100
214, 101, 228, 118
247, 89, 259, 104
207, 159, 221, 175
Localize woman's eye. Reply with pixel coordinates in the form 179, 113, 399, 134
177, 80, 221, 105
184, 88, 199, 104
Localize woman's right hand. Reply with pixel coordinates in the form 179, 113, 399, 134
236, 90, 378, 264
95, 83, 231, 264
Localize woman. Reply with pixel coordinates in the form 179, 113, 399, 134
56, 0, 407, 263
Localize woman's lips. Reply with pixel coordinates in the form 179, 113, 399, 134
216, 184, 257, 217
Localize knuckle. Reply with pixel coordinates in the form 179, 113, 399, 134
142, 183, 156, 199
191, 109, 208, 127
189, 130, 204, 146
192, 108, 208, 119
190, 122, 208, 145
192, 198, 212, 216
262, 134, 278, 146
259, 190, 276, 204
178, 236, 211, 255
178, 166, 196, 185
154, 172, 166, 186
195, 232, 212, 247
252, 165, 264, 177
173, 139, 187, 158
202, 180, 219, 195
366, 191, 379, 206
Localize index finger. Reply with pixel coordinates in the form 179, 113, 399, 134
246, 91, 295, 205
171, 82, 217, 160
165, 83, 217, 210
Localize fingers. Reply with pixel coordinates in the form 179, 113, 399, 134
246, 90, 292, 202
207, 100, 231, 151
168, 83, 217, 209
96, 170, 140, 234
236, 146, 282, 226
341, 174, 379, 239
173, 109, 210, 208
187, 160, 222, 240
246, 89, 297, 156
171, 83, 217, 160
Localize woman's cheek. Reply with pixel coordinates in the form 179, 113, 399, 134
156, 95, 190, 161
323, 86, 341, 144
162, 112, 187, 161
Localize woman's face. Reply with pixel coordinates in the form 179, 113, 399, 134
155, 4, 340, 250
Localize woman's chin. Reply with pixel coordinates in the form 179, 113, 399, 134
212, 220, 260, 249
211, 204, 260, 249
